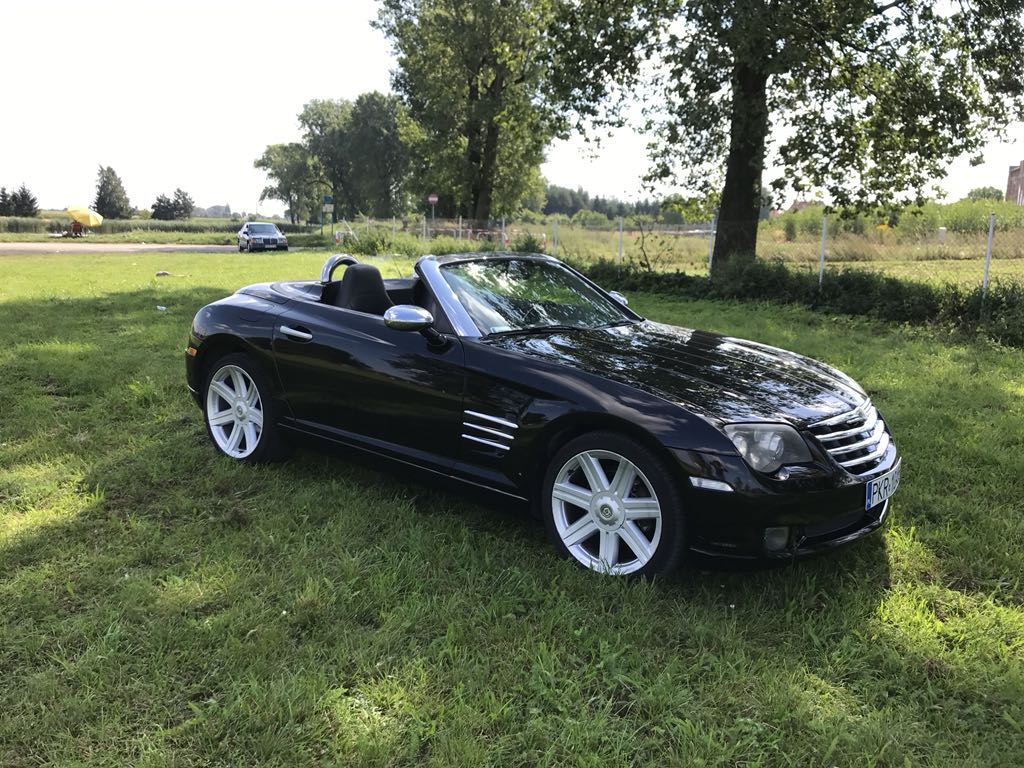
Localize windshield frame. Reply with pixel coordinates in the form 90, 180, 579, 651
416, 254, 643, 339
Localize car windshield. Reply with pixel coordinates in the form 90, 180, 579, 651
249, 223, 279, 234
439, 258, 633, 336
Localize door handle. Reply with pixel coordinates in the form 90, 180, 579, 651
279, 325, 313, 341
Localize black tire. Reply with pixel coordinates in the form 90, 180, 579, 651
541, 431, 686, 577
246, 241, 253, 253
238, 242, 245, 252
201, 352, 289, 463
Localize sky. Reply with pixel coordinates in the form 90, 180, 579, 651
3, 0, 1024, 216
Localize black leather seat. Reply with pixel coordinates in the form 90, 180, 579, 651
327, 264, 394, 315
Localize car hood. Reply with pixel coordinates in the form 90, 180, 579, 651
483, 321, 867, 427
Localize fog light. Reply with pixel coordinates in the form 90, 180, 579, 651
763, 526, 791, 552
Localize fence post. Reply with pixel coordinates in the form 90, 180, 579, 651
707, 217, 716, 277
553, 219, 559, 255
458, 215, 462, 240
982, 211, 995, 306
978, 215, 995, 305
818, 214, 828, 289
617, 217, 624, 265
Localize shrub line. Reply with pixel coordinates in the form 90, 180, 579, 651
580, 258, 1024, 348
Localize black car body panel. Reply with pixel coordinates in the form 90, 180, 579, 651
187, 253, 899, 561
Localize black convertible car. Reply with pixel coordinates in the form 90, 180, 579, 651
186, 252, 900, 576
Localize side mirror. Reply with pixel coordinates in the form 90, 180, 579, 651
384, 304, 434, 331
608, 290, 629, 306
384, 305, 448, 346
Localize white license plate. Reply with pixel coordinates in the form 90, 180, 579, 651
865, 460, 901, 511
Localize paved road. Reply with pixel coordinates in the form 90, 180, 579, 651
0, 241, 237, 255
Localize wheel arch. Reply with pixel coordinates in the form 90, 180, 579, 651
197, 333, 255, 379
526, 412, 691, 511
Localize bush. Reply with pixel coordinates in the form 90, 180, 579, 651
783, 219, 797, 242
511, 232, 546, 253
579, 257, 1024, 348
337, 231, 486, 259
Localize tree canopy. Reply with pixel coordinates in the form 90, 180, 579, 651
376, 0, 561, 221
0, 184, 39, 217
255, 143, 318, 224
93, 166, 132, 219
548, 0, 1024, 261
966, 186, 1004, 203
151, 188, 194, 220
292, 93, 413, 219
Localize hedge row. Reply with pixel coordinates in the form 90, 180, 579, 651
581, 257, 1024, 348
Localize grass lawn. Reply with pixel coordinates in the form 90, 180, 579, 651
1, 250, 1022, 766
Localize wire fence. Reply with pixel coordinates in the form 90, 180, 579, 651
334, 211, 1023, 297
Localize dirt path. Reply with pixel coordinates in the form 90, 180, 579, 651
0, 242, 237, 255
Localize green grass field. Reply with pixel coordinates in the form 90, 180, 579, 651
1, 250, 1022, 766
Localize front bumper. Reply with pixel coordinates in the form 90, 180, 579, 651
673, 444, 898, 560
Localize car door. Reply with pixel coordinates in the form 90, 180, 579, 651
238, 225, 247, 248
271, 301, 465, 472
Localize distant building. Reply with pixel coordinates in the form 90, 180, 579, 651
1006, 160, 1024, 204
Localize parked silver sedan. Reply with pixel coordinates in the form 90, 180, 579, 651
237, 222, 289, 252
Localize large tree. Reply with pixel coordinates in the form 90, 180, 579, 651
293, 92, 416, 219
298, 99, 355, 218
346, 92, 413, 218
93, 166, 132, 219
377, 0, 561, 222
0, 187, 12, 216
550, 0, 1024, 262
254, 143, 318, 224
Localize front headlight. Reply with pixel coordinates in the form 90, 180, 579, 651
723, 423, 811, 474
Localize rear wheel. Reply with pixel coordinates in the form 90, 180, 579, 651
542, 432, 686, 576
202, 353, 287, 463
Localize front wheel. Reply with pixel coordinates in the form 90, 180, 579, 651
542, 432, 686, 577
202, 353, 288, 463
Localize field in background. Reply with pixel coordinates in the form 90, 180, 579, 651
1, 249, 1022, 766
4, 207, 1024, 287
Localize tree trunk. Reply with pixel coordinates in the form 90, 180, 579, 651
713, 62, 770, 266
473, 117, 500, 222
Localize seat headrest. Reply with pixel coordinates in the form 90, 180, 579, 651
330, 263, 394, 315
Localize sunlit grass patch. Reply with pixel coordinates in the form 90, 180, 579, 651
0, 250, 1021, 765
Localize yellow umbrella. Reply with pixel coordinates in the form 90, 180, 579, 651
66, 206, 103, 228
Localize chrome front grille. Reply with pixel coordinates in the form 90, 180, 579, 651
809, 401, 890, 475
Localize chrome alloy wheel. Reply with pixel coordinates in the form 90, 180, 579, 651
551, 449, 663, 575
206, 364, 264, 459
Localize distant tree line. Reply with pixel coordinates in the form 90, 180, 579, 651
0, 184, 39, 217
542, 184, 660, 219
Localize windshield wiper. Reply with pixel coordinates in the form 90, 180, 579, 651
485, 324, 587, 338
592, 319, 638, 330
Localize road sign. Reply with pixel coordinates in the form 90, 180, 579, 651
428, 193, 438, 205
323, 204, 334, 213
323, 194, 333, 204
